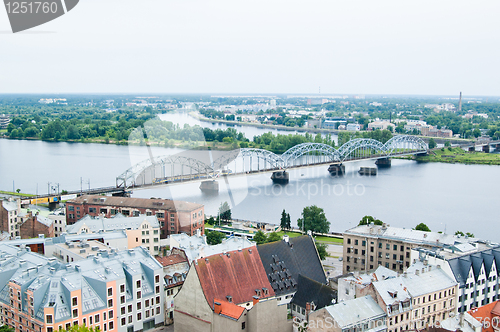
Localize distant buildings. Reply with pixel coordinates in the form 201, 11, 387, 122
65, 195, 204, 238
368, 121, 396, 131
346, 123, 361, 131
0, 115, 10, 129
0, 244, 164, 332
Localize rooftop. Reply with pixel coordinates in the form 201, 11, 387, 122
66, 214, 159, 234
291, 274, 336, 310
326, 296, 386, 328
68, 195, 203, 212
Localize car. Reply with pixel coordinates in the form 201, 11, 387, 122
338, 257, 343, 261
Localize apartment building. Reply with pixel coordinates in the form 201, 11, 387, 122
66, 214, 161, 256
412, 245, 500, 314
342, 223, 474, 274
0, 244, 164, 332
0, 199, 24, 238
66, 195, 204, 238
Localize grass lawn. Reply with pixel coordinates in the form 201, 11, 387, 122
0, 190, 33, 197
314, 235, 343, 244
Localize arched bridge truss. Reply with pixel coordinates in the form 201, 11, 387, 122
117, 135, 428, 188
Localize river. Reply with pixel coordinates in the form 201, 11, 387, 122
0, 112, 498, 240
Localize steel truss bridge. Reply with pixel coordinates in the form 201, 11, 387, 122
116, 135, 428, 188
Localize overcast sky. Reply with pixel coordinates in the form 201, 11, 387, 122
0, 0, 499, 96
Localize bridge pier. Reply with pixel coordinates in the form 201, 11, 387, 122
48, 202, 59, 211
200, 180, 219, 192
375, 158, 391, 167
271, 171, 289, 184
328, 163, 345, 176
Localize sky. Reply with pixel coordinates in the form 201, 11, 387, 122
0, 0, 499, 96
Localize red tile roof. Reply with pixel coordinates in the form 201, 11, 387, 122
214, 298, 245, 320
468, 300, 500, 332
195, 246, 274, 309
156, 254, 188, 266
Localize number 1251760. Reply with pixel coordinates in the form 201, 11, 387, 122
5, 2, 58, 14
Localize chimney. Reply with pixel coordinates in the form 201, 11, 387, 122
253, 296, 259, 306
283, 235, 289, 243
214, 301, 222, 315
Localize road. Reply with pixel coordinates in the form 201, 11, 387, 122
322, 244, 343, 278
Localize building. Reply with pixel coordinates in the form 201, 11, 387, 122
46, 239, 112, 263
0, 244, 164, 332
0, 115, 10, 129
156, 251, 189, 325
65, 195, 204, 238
257, 235, 327, 307
346, 123, 361, 131
412, 245, 500, 313
337, 266, 397, 302
174, 246, 292, 332
308, 295, 387, 332
48, 208, 66, 237
342, 223, 476, 274
66, 214, 161, 256
0, 199, 26, 238
19, 212, 54, 239
290, 274, 337, 323
368, 121, 396, 131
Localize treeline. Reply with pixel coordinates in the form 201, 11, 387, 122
252, 132, 335, 154
338, 129, 393, 145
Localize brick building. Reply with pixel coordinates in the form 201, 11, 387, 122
66, 195, 204, 239
19, 212, 54, 239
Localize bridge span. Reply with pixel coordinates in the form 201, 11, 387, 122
116, 135, 428, 190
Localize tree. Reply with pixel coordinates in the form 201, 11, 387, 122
316, 242, 328, 260
428, 138, 436, 149
415, 223, 431, 232
0, 325, 15, 332
444, 141, 451, 147
206, 230, 226, 245
297, 205, 330, 234
267, 232, 282, 243
66, 325, 101, 332
455, 231, 465, 236
280, 209, 288, 231
286, 213, 291, 230
253, 230, 268, 245
466, 232, 475, 238
218, 201, 232, 221
358, 216, 383, 226
205, 216, 216, 225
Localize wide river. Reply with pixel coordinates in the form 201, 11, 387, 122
0, 112, 498, 240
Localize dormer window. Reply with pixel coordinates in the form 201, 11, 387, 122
263, 288, 268, 296
226, 295, 232, 303
255, 289, 261, 297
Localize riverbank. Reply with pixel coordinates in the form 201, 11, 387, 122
401, 147, 500, 165
0, 190, 33, 197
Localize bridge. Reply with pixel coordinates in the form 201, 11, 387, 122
116, 135, 428, 189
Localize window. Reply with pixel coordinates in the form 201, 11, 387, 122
108, 299, 113, 307
72, 309, 78, 318
128, 305, 132, 313
120, 296, 125, 304
145, 300, 150, 307
109, 321, 114, 330
137, 291, 141, 299
121, 307, 125, 315
155, 275, 160, 283
72, 297, 78, 306
90, 316, 93, 325
400, 245, 404, 251
69, 206, 74, 211
378, 243, 382, 249
137, 313, 141, 321
136, 280, 141, 288
122, 210, 129, 216
89, 208, 96, 213
100, 208, 107, 214
156, 296, 160, 304
156, 307, 160, 315
354, 249, 358, 255
128, 316, 132, 324
156, 286, 160, 294
137, 303, 141, 310
108, 288, 113, 297
104, 312, 107, 320
386, 244, 390, 250
120, 284, 125, 293
355, 240, 358, 245
347, 238, 351, 244
46, 315, 53, 324
362, 240, 366, 246
95, 314, 100, 323
109, 310, 113, 319
156, 212, 165, 219
121, 318, 126, 326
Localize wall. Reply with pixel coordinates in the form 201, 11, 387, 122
247, 298, 292, 332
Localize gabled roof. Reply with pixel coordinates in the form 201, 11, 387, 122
156, 254, 187, 267
325, 296, 386, 328
195, 246, 274, 309
448, 247, 500, 287
257, 235, 326, 296
291, 274, 336, 310
469, 300, 500, 332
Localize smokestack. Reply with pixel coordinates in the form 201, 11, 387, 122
458, 92, 462, 112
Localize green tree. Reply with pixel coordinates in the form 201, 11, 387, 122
286, 213, 291, 230
316, 242, 328, 260
205, 216, 216, 225
466, 232, 475, 238
280, 209, 288, 231
428, 138, 436, 149
253, 230, 268, 245
218, 201, 232, 221
297, 205, 330, 234
206, 230, 226, 245
444, 141, 451, 147
455, 231, 465, 236
358, 216, 383, 226
415, 223, 431, 232
267, 232, 282, 243
66, 325, 101, 332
